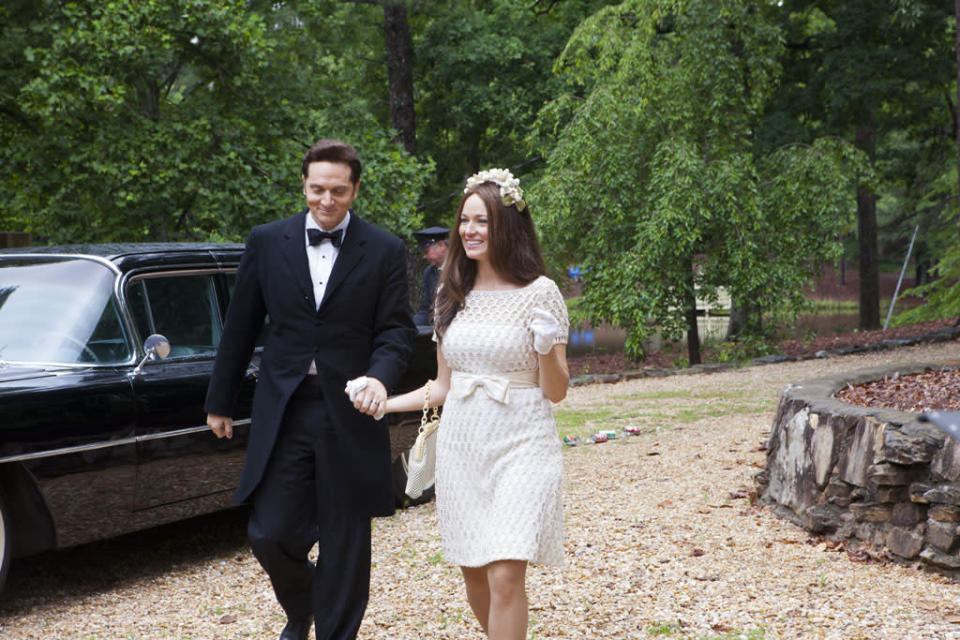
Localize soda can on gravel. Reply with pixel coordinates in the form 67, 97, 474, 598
599, 429, 617, 439
590, 432, 609, 444
563, 434, 582, 446
624, 425, 643, 436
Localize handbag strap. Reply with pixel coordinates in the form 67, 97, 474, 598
420, 380, 439, 432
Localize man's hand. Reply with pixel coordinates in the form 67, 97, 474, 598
208, 413, 234, 439
345, 376, 387, 419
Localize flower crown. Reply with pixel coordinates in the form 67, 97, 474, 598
464, 168, 526, 211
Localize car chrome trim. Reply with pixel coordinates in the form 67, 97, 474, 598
0, 253, 122, 275
128, 268, 233, 279
0, 360, 129, 371
0, 419, 252, 464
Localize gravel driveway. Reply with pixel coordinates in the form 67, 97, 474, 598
2, 341, 960, 639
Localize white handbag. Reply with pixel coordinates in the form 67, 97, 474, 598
404, 381, 440, 499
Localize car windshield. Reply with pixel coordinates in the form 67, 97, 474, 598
0, 256, 131, 365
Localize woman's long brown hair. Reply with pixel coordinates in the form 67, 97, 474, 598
434, 181, 546, 340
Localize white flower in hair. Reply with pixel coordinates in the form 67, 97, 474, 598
464, 168, 527, 211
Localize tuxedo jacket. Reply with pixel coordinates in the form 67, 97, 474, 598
413, 264, 439, 326
205, 210, 415, 517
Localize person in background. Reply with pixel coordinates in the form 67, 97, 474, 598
412, 226, 449, 326
205, 139, 415, 640
370, 169, 569, 640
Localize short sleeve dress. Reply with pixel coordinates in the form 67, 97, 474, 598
435, 275, 569, 567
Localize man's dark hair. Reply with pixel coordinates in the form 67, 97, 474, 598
301, 139, 362, 184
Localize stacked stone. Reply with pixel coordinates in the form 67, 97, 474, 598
755, 362, 960, 576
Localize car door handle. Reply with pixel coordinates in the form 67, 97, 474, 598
244, 364, 259, 380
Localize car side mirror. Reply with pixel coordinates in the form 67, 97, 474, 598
132, 334, 171, 376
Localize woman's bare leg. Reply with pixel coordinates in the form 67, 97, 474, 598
485, 560, 527, 640
461, 565, 491, 633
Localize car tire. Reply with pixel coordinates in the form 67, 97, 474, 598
0, 487, 10, 596
391, 452, 435, 508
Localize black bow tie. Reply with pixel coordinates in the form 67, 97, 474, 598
307, 228, 343, 248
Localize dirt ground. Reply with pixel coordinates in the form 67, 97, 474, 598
2, 339, 960, 639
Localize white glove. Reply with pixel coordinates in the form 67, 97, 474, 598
345, 376, 387, 420
345, 376, 369, 402
530, 307, 560, 355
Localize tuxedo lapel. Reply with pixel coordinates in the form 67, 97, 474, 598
281, 210, 316, 308
319, 212, 367, 310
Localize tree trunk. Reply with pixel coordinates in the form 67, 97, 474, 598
683, 266, 701, 365
383, 4, 416, 155
725, 297, 761, 340
463, 136, 481, 180
913, 240, 928, 287
726, 300, 747, 340
855, 124, 880, 330
837, 234, 846, 286
955, 0, 960, 237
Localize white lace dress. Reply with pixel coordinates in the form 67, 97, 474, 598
435, 275, 569, 567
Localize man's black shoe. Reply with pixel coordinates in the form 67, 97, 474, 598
279, 614, 313, 640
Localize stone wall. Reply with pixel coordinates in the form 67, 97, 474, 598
755, 361, 960, 575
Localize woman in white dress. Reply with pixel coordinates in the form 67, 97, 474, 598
374, 168, 569, 640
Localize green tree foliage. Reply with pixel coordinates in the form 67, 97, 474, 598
534, 0, 868, 362
412, 0, 612, 222
761, 0, 956, 327
0, 0, 431, 243
894, 239, 960, 324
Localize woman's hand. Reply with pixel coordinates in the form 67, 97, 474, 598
345, 376, 387, 419
530, 307, 560, 355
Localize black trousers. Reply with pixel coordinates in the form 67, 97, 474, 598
248, 375, 372, 640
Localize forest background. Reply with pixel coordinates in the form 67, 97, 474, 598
2, 0, 960, 365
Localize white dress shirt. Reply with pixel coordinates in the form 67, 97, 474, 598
305, 212, 350, 374
305, 211, 350, 310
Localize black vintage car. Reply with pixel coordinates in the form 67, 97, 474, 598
0, 243, 435, 595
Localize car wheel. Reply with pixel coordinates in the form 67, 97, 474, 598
0, 488, 10, 596
391, 452, 435, 508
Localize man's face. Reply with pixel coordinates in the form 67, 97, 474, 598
423, 241, 447, 267
302, 161, 359, 230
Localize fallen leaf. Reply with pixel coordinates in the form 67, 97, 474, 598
836, 368, 960, 413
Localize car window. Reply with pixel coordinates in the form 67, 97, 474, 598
78, 297, 133, 363
0, 257, 132, 365
127, 274, 222, 357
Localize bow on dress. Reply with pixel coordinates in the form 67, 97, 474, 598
448, 370, 539, 404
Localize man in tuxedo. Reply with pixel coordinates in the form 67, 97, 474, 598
411, 226, 448, 326
205, 139, 415, 640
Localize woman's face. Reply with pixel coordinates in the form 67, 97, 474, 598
459, 193, 490, 263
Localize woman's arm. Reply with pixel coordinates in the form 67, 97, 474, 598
539, 343, 569, 403
379, 346, 453, 415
